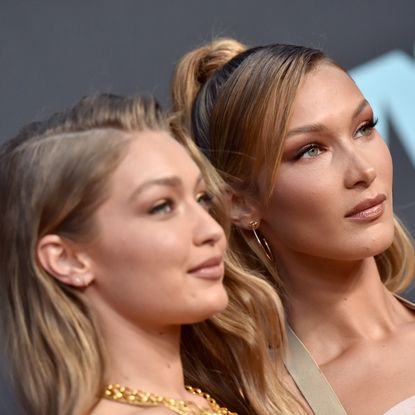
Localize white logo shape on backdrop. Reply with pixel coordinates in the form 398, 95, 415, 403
350, 50, 415, 168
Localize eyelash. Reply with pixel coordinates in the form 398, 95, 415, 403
294, 116, 379, 160
355, 117, 378, 137
294, 144, 324, 160
148, 192, 214, 215
149, 199, 174, 215
197, 191, 214, 211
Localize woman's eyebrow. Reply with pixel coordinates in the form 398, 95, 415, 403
128, 174, 204, 203
351, 99, 370, 121
286, 99, 370, 139
128, 176, 182, 203
194, 174, 203, 189
287, 123, 328, 138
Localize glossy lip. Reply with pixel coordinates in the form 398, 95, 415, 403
345, 193, 387, 221
188, 256, 224, 280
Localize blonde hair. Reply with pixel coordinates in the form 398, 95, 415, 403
171, 37, 415, 413
171, 39, 306, 415
173, 131, 303, 415
0, 94, 165, 415
0, 92, 306, 415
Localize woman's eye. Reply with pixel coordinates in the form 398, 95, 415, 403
149, 200, 174, 215
295, 144, 323, 160
196, 192, 214, 210
355, 117, 378, 138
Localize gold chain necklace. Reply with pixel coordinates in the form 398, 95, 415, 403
104, 383, 237, 415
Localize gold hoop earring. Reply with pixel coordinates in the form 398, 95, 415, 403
248, 220, 274, 262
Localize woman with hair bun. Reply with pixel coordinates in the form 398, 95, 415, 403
171, 39, 415, 415
0, 93, 296, 415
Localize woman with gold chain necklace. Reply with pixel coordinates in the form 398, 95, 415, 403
0, 94, 295, 415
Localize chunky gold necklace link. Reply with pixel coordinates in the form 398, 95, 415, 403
104, 383, 237, 415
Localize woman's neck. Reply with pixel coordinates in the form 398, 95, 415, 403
280, 254, 413, 364
98, 312, 187, 399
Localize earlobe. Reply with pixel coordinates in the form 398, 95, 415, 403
37, 234, 94, 288
229, 191, 261, 230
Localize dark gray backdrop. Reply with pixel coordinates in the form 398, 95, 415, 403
0, 1, 414, 412
1, 1, 414, 229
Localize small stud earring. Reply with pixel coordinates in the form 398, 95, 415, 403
249, 220, 260, 229
73, 276, 84, 286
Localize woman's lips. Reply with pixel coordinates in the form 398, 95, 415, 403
188, 256, 224, 280
345, 194, 386, 221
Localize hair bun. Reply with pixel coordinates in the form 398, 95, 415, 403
170, 38, 247, 128
195, 38, 247, 84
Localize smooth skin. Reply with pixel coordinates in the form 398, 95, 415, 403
38, 131, 228, 414
248, 64, 415, 415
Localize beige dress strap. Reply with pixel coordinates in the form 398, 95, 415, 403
394, 294, 415, 310
284, 295, 415, 415
284, 325, 348, 415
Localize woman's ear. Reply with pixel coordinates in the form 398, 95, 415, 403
228, 190, 261, 230
37, 234, 94, 288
